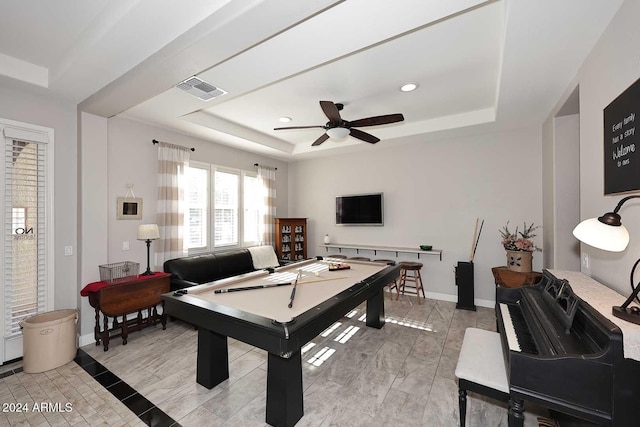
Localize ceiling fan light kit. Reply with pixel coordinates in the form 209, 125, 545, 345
326, 127, 350, 139
274, 100, 404, 147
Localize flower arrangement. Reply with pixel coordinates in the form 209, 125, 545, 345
500, 221, 540, 252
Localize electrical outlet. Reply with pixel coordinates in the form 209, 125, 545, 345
64, 246, 73, 256
582, 253, 590, 269
123, 241, 130, 251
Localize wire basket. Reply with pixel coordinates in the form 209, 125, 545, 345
99, 261, 140, 283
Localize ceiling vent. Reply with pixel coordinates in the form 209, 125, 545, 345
176, 76, 227, 101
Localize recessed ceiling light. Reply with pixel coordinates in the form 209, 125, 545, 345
400, 82, 419, 92
279, 117, 292, 123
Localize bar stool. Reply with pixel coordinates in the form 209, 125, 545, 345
374, 259, 398, 299
348, 256, 371, 261
398, 261, 425, 304
325, 254, 347, 259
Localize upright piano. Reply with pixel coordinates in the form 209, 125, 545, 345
496, 269, 640, 426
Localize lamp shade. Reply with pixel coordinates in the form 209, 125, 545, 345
326, 127, 350, 139
572, 217, 629, 252
137, 224, 160, 241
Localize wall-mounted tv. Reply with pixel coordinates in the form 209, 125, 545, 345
335, 193, 384, 226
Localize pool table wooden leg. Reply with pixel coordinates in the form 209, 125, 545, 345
366, 289, 386, 328
196, 328, 229, 389
266, 350, 303, 427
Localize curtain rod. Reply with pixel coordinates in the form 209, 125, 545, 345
254, 163, 277, 170
152, 139, 195, 152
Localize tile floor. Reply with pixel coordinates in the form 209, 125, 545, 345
0, 295, 550, 426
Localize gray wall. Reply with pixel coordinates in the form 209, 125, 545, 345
289, 126, 543, 304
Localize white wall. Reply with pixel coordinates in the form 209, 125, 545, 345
0, 82, 78, 311
289, 126, 543, 304
570, 0, 640, 293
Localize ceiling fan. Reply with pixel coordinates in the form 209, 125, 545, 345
274, 101, 404, 146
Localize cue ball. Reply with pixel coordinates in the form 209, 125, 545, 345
315, 272, 320, 277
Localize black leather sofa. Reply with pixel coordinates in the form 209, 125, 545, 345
163, 248, 259, 291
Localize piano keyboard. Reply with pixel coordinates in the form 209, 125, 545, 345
499, 303, 538, 354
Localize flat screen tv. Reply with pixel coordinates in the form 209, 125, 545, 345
335, 193, 383, 226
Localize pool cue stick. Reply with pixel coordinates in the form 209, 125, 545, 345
298, 276, 350, 285
471, 219, 484, 262
288, 271, 301, 308
469, 217, 479, 261
214, 282, 291, 294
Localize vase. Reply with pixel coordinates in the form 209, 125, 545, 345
323, 234, 331, 244
506, 250, 533, 273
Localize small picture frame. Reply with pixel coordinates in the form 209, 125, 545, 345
117, 197, 142, 220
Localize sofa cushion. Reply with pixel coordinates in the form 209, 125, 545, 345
216, 249, 255, 279
164, 253, 218, 285
163, 248, 257, 291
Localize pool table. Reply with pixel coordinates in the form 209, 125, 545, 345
162, 257, 400, 427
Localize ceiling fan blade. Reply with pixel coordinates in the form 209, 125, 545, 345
320, 101, 342, 123
311, 133, 330, 146
350, 128, 380, 144
348, 113, 404, 128
274, 125, 325, 130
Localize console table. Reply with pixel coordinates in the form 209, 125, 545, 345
81, 272, 170, 351
319, 243, 442, 261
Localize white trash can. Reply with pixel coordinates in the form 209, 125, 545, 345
21, 309, 78, 373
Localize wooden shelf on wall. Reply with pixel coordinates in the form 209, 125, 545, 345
319, 243, 442, 261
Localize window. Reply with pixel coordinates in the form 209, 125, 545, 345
214, 170, 238, 246
186, 166, 208, 249
1, 120, 54, 363
185, 162, 262, 252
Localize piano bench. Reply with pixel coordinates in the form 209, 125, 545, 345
455, 328, 524, 427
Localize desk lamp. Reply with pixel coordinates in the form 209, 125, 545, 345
137, 224, 160, 276
572, 195, 640, 324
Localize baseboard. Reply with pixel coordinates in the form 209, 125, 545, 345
424, 290, 494, 309
79, 333, 95, 347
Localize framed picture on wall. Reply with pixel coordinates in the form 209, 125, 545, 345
604, 76, 640, 194
117, 197, 142, 220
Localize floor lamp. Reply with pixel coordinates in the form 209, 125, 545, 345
137, 224, 160, 276
572, 195, 640, 324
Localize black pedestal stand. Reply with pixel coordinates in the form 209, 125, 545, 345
456, 261, 476, 311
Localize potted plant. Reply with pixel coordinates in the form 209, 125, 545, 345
499, 221, 540, 272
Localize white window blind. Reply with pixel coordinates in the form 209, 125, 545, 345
186, 166, 208, 249
184, 163, 264, 253
4, 138, 47, 336
214, 170, 238, 246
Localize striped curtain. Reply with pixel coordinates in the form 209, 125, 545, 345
155, 142, 191, 269
257, 165, 276, 246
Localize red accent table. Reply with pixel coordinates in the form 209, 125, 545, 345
81, 272, 170, 351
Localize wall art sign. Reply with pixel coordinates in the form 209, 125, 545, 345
604, 76, 640, 194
